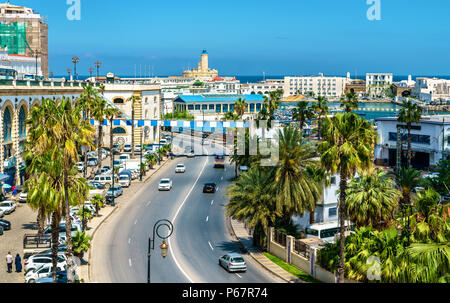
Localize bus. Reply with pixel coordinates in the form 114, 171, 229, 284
214, 154, 225, 168
304, 221, 354, 243
0, 68, 17, 80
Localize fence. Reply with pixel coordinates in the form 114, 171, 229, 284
293, 239, 310, 259
273, 229, 286, 247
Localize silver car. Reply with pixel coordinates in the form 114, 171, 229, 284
175, 164, 185, 173
158, 178, 172, 191
0, 201, 16, 215
219, 253, 247, 273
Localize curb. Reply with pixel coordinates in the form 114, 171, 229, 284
87, 157, 172, 282
225, 216, 296, 283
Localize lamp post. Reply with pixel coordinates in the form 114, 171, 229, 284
89, 67, 94, 79
72, 56, 79, 81
50, 71, 54, 78
67, 68, 72, 80
147, 219, 174, 283
94, 61, 101, 78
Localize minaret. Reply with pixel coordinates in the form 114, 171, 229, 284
200, 50, 208, 71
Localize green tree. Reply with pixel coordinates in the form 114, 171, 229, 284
398, 100, 422, 167
91, 194, 104, 217
311, 96, 329, 140
72, 231, 92, 258
127, 94, 142, 158
415, 188, 441, 223
291, 101, 313, 132
345, 168, 401, 230
319, 112, 378, 282
234, 98, 248, 118
340, 91, 359, 113
90, 96, 109, 171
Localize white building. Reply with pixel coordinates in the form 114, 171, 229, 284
283, 75, 348, 99
397, 75, 416, 88
0, 49, 42, 79
241, 79, 284, 96
412, 77, 450, 102
366, 73, 393, 98
374, 115, 450, 169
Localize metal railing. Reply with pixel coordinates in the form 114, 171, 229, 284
294, 239, 311, 259
273, 229, 286, 247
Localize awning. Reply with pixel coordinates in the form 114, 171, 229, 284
0, 174, 9, 182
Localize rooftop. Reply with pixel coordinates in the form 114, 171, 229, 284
175, 94, 265, 103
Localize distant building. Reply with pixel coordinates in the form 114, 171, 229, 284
366, 73, 393, 98
0, 48, 42, 79
412, 77, 450, 102
344, 79, 366, 97
0, 2, 48, 78
374, 115, 450, 169
182, 50, 218, 79
241, 79, 284, 96
283, 75, 348, 99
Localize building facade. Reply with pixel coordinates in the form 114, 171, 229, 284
374, 115, 450, 169
283, 75, 348, 99
0, 49, 42, 79
182, 50, 218, 79
241, 79, 284, 96
366, 73, 393, 98
412, 77, 450, 102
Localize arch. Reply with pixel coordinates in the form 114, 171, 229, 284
113, 96, 125, 104
250, 91, 256, 95
18, 105, 27, 139
402, 90, 411, 97
350, 88, 355, 94
112, 126, 127, 135
264, 91, 269, 94
3, 105, 13, 143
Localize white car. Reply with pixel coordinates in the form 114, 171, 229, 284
158, 178, 172, 191
134, 145, 142, 153
118, 175, 131, 187
175, 164, 185, 173
24, 254, 66, 273
18, 192, 28, 203
26, 263, 67, 283
123, 144, 132, 152
0, 201, 16, 215
0, 209, 4, 218
76, 162, 84, 172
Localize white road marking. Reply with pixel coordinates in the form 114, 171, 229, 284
168, 149, 209, 284
211, 200, 214, 205
128, 238, 131, 245
236, 273, 242, 278
208, 241, 214, 250
206, 216, 209, 222
146, 201, 151, 206
134, 219, 138, 225
128, 258, 132, 267
221, 176, 223, 180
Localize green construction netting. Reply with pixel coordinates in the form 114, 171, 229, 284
0, 22, 32, 54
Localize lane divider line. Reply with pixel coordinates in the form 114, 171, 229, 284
146, 201, 151, 206
211, 200, 214, 205
208, 241, 214, 251
168, 148, 209, 284
206, 216, 209, 222
134, 219, 138, 225
128, 238, 131, 245
236, 273, 242, 278
128, 258, 132, 267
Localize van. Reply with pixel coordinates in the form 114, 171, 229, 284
304, 221, 354, 243
118, 175, 131, 187
119, 154, 131, 161
92, 174, 114, 186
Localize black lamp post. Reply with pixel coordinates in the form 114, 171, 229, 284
72, 56, 79, 81
94, 61, 101, 79
147, 219, 174, 283
89, 67, 94, 79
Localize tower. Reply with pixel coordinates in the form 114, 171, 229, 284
200, 49, 208, 71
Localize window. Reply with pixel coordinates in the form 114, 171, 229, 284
195, 105, 200, 110
305, 228, 319, 237
448, 136, 450, 145
216, 104, 221, 113
320, 228, 340, 239
388, 132, 430, 145
113, 98, 124, 104
223, 104, 229, 112
202, 104, 207, 110
188, 105, 194, 110
328, 207, 337, 217
256, 103, 262, 111
250, 104, 255, 112
330, 176, 336, 185
209, 104, 214, 110
112, 127, 126, 134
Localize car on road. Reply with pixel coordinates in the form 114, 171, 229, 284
219, 253, 247, 272
158, 178, 172, 191
175, 164, 185, 173
24, 254, 67, 273
123, 144, 132, 152
0, 201, 16, 215
203, 182, 217, 193
0, 218, 11, 230
26, 263, 67, 283
187, 150, 195, 158
106, 186, 123, 198
214, 155, 225, 168
118, 175, 131, 187
35, 270, 68, 283
18, 192, 28, 203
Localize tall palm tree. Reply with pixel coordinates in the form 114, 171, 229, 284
258, 89, 283, 133
234, 98, 248, 118
291, 101, 313, 132
398, 100, 422, 167
415, 188, 441, 223
105, 106, 120, 170
340, 92, 359, 113
345, 168, 401, 230
127, 95, 142, 158
273, 126, 322, 218
312, 96, 329, 140
320, 112, 378, 282
90, 96, 109, 171
225, 167, 279, 247
393, 166, 421, 207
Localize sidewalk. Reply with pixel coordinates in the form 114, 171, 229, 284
77, 153, 175, 282
229, 218, 303, 283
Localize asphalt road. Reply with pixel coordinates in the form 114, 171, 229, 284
91, 134, 282, 283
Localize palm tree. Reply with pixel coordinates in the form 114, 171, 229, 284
311, 96, 329, 140
90, 96, 109, 171
257, 89, 283, 134
225, 167, 279, 247
393, 166, 421, 207
72, 231, 92, 259
222, 111, 239, 121
320, 112, 378, 282
345, 168, 401, 230
273, 126, 323, 218
105, 106, 120, 170
340, 92, 359, 113
127, 95, 142, 158
306, 166, 330, 224
91, 194, 104, 217
398, 100, 422, 167
291, 101, 313, 132
415, 188, 440, 223
234, 98, 248, 118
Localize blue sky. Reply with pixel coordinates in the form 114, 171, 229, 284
15, 0, 450, 76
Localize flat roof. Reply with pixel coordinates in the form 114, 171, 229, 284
175, 94, 264, 103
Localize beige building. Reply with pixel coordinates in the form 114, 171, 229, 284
0, 3, 48, 78
182, 50, 218, 79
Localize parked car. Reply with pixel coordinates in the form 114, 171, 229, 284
158, 178, 172, 191
43, 222, 82, 239
87, 158, 98, 167
0, 225, 3, 235
106, 186, 123, 198
35, 270, 68, 283
18, 192, 28, 203
24, 254, 67, 273
218, 253, 247, 272
119, 154, 131, 161
175, 164, 185, 173
203, 183, 217, 193
134, 145, 142, 153
0, 218, 11, 231
100, 166, 112, 175
123, 144, 132, 152
118, 175, 131, 188
26, 263, 67, 283
92, 174, 114, 187
88, 181, 106, 190
76, 162, 84, 172
0, 201, 16, 215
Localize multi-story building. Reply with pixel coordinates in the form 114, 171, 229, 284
0, 3, 48, 78
366, 73, 393, 98
0, 48, 42, 79
241, 79, 284, 96
374, 115, 450, 169
283, 75, 348, 99
412, 77, 450, 102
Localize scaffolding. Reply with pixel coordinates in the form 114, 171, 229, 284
0, 22, 32, 54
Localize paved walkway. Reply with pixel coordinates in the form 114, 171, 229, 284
229, 219, 303, 283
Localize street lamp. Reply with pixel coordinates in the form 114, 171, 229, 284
94, 61, 102, 78
72, 56, 79, 81
89, 67, 94, 79
147, 219, 174, 283
50, 71, 54, 78
67, 68, 72, 79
